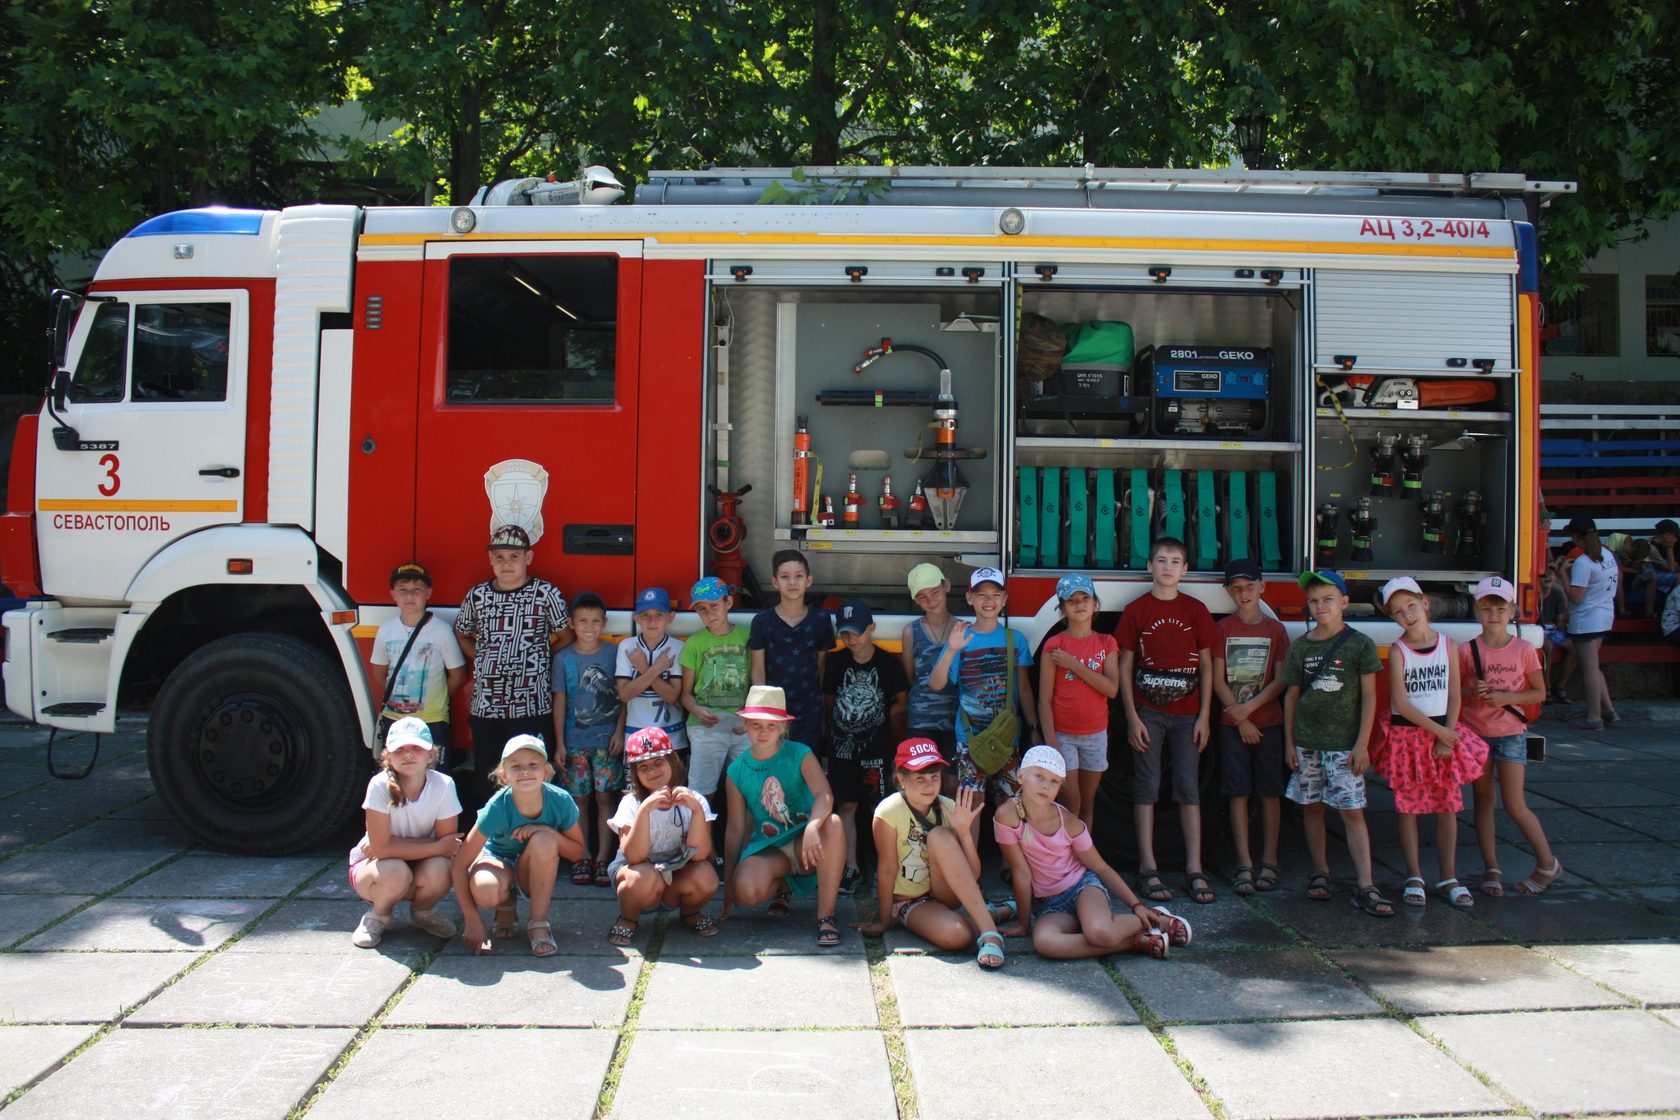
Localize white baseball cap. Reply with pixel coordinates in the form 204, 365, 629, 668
499, 734, 548, 761
1018, 744, 1067, 779
969, 566, 1006, 590
1379, 576, 1424, 606
1470, 575, 1516, 603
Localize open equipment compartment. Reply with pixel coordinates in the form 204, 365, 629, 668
1012, 275, 1305, 575
711, 277, 1006, 599
1309, 267, 1520, 591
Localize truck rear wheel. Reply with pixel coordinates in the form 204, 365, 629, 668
148, 632, 365, 854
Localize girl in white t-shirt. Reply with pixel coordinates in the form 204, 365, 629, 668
1565, 517, 1621, 729
607, 727, 719, 945
349, 717, 464, 948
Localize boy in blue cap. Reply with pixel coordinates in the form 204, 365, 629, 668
823, 597, 909, 894
1281, 569, 1390, 916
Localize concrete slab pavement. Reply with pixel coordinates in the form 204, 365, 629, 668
0, 711, 1676, 1116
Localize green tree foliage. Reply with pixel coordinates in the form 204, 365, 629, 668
0, 0, 348, 391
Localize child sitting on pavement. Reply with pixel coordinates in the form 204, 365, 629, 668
994, 746, 1187, 960
1282, 570, 1390, 917
606, 728, 719, 946
720, 685, 848, 947
451, 735, 586, 956
1462, 577, 1563, 895
348, 718, 463, 948
852, 738, 1014, 968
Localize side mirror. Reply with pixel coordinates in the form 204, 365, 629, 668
48, 290, 79, 370
51, 369, 70, 413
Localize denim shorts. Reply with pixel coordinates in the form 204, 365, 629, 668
1030, 869, 1109, 919
1484, 732, 1528, 766
1054, 731, 1109, 773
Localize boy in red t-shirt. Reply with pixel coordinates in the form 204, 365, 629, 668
1210, 558, 1290, 895
1116, 538, 1218, 905
1461, 576, 1560, 895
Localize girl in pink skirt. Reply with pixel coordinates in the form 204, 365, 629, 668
1377, 578, 1489, 909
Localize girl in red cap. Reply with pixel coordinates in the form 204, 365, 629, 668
605, 728, 720, 945
854, 738, 1015, 968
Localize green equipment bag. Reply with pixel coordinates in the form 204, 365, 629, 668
1062, 320, 1136, 368
1093, 469, 1117, 569
960, 634, 1019, 776
1067, 468, 1089, 567
1017, 467, 1040, 567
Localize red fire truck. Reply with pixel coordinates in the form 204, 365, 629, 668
1, 166, 1570, 851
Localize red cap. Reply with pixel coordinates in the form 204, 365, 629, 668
894, 738, 945, 772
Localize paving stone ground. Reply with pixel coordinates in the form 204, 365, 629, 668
0, 711, 1676, 1118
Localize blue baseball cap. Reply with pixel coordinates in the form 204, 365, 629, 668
635, 587, 672, 613
690, 576, 730, 603
835, 598, 874, 634
1297, 569, 1349, 595
1055, 573, 1096, 601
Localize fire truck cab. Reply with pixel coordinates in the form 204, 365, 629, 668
2, 166, 1570, 852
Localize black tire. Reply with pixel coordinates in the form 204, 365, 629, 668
148, 632, 366, 854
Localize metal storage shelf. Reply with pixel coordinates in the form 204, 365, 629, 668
1018, 436, 1301, 453
773, 527, 999, 555
1333, 568, 1502, 584
1311, 366, 1514, 379
1315, 408, 1513, 423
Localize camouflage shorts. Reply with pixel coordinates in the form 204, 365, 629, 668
1285, 748, 1366, 811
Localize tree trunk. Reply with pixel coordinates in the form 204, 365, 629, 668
807, 1, 842, 164
451, 83, 483, 205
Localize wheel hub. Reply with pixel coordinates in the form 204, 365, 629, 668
194, 693, 304, 807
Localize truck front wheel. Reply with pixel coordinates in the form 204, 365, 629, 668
148, 632, 366, 854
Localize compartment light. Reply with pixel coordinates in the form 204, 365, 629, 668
449, 207, 477, 235
998, 208, 1026, 235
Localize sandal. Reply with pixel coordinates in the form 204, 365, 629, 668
492, 904, 519, 939
1515, 859, 1564, 895
1231, 866, 1256, 896
571, 858, 594, 886
1133, 927, 1170, 959
767, 885, 792, 918
1255, 863, 1281, 892
1436, 878, 1474, 908
1183, 873, 1216, 905
680, 911, 719, 937
984, 899, 1017, 925
1151, 906, 1194, 947
1138, 870, 1173, 902
1350, 884, 1395, 917
1305, 871, 1332, 901
816, 915, 841, 948
607, 916, 638, 946
527, 919, 557, 957
1402, 876, 1427, 907
1479, 869, 1504, 898
975, 929, 1006, 969
593, 860, 610, 888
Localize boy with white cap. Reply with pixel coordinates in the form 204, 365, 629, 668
1461, 576, 1561, 895
928, 568, 1038, 828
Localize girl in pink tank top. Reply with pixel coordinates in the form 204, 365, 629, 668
993, 746, 1189, 959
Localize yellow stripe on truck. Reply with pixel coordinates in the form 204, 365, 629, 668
38, 498, 240, 513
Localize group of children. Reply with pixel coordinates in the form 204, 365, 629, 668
347, 523, 1566, 962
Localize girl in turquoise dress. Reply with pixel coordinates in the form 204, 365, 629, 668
720, 685, 847, 946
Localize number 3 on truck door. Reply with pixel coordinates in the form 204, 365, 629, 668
98, 454, 120, 496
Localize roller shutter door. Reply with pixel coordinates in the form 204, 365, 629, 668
1313, 270, 1514, 373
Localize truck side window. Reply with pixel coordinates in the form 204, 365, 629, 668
131, 303, 231, 402
445, 255, 617, 404
71, 302, 129, 403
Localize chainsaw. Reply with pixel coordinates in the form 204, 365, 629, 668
1318, 375, 1497, 410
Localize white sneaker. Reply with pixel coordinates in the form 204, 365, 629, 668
352, 910, 390, 948
409, 906, 457, 939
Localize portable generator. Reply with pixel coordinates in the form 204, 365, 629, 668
1142, 345, 1271, 438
